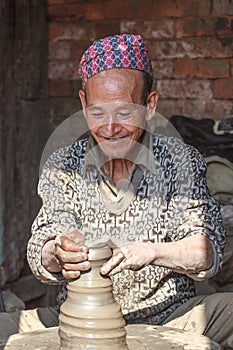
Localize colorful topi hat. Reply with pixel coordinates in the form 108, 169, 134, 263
78, 34, 153, 89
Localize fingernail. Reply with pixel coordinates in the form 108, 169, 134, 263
80, 245, 89, 252
82, 261, 91, 270
80, 252, 87, 261
67, 242, 76, 247
100, 267, 106, 275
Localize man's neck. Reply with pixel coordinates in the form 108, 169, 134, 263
103, 158, 134, 188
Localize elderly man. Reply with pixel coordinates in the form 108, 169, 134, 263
1, 34, 232, 348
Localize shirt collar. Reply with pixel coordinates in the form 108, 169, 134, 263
134, 130, 157, 175
83, 130, 157, 178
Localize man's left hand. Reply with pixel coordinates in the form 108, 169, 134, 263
100, 242, 156, 276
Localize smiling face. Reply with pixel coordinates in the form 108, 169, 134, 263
79, 69, 153, 158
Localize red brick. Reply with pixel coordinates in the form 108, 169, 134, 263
48, 0, 80, 4
84, 2, 105, 21
176, 17, 232, 38
49, 41, 72, 60
205, 100, 233, 119
102, 0, 124, 19
72, 45, 89, 62
48, 0, 212, 21
49, 23, 64, 41
47, 3, 85, 18
48, 22, 89, 41
151, 0, 184, 18
49, 80, 73, 97
93, 21, 120, 40
151, 0, 211, 18
46, 0, 233, 124
102, 0, 210, 20
182, 99, 206, 119
106, 0, 178, 20
158, 98, 233, 120
149, 37, 233, 60
174, 59, 230, 78
157, 79, 212, 99
157, 99, 190, 119
120, 20, 175, 39
213, 17, 233, 36
213, 79, 233, 99
212, 0, 233, 15
156, 99, 183, 119
72, 80, 83, 97
152, 59, 174, 79
104, 0, 192, 20
72, 43, 91, 62
231, 59, 233, 76
50, 97, 82, 128
48, 61, 78, 80
48, 0, 63, 3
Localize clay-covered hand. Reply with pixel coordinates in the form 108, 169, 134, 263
100, 242, 156, 276
52, 231, 91, 279
54, 231, 91, 279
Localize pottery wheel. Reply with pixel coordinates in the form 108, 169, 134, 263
1, 325, 221, 350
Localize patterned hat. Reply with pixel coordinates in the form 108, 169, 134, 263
78, 34, 153, 89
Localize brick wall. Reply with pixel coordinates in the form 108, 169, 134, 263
48, 0, 233, 127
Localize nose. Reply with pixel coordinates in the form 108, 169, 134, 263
104, 116, 122, 136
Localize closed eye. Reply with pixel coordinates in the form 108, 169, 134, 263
117, 112, 132, 119
90, 113, 105, 118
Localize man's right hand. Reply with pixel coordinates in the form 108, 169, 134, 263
42, 231, 91, 280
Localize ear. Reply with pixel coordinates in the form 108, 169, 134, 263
146, 91, 159, 121
79, 90, 88, 119
79, 90, 87, 109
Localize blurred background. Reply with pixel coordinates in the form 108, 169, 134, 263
0, 0, 232, 311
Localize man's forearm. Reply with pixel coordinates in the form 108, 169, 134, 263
151, 235, 214, 275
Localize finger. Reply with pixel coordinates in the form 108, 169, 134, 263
106, 261, 141, 276
59, 236, 89, 252
55, 244, 88, 261
100, 250, 125, 275
62, 269, 81, 280
108, 260, 127, 276
55, 250, 88, 264
63, 261, 91, 272
66, 242, 89, 253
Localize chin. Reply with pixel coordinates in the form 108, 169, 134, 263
98, 140, 133, 159
100, 146, 127, 159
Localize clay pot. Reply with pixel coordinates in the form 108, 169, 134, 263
59, 246, 129, 349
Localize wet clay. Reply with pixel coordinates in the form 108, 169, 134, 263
2, 325, 221, 350
1, 246, 221, 350
59, 246, 129, 349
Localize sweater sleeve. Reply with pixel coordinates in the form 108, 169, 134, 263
27, 150, 82, 284
167, 143, 226, 280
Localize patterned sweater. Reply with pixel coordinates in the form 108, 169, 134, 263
27, 133, 226, 324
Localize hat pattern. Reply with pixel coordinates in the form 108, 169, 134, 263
78, 34, 153, 89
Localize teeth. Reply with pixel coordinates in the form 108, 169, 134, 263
103, 137, 127, 141
99, 136, 130, 142
102, 138, 118, 141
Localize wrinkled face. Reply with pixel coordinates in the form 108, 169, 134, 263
80, 69, 147, 158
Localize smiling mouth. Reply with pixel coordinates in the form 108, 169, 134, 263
99, 135, 130, 141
